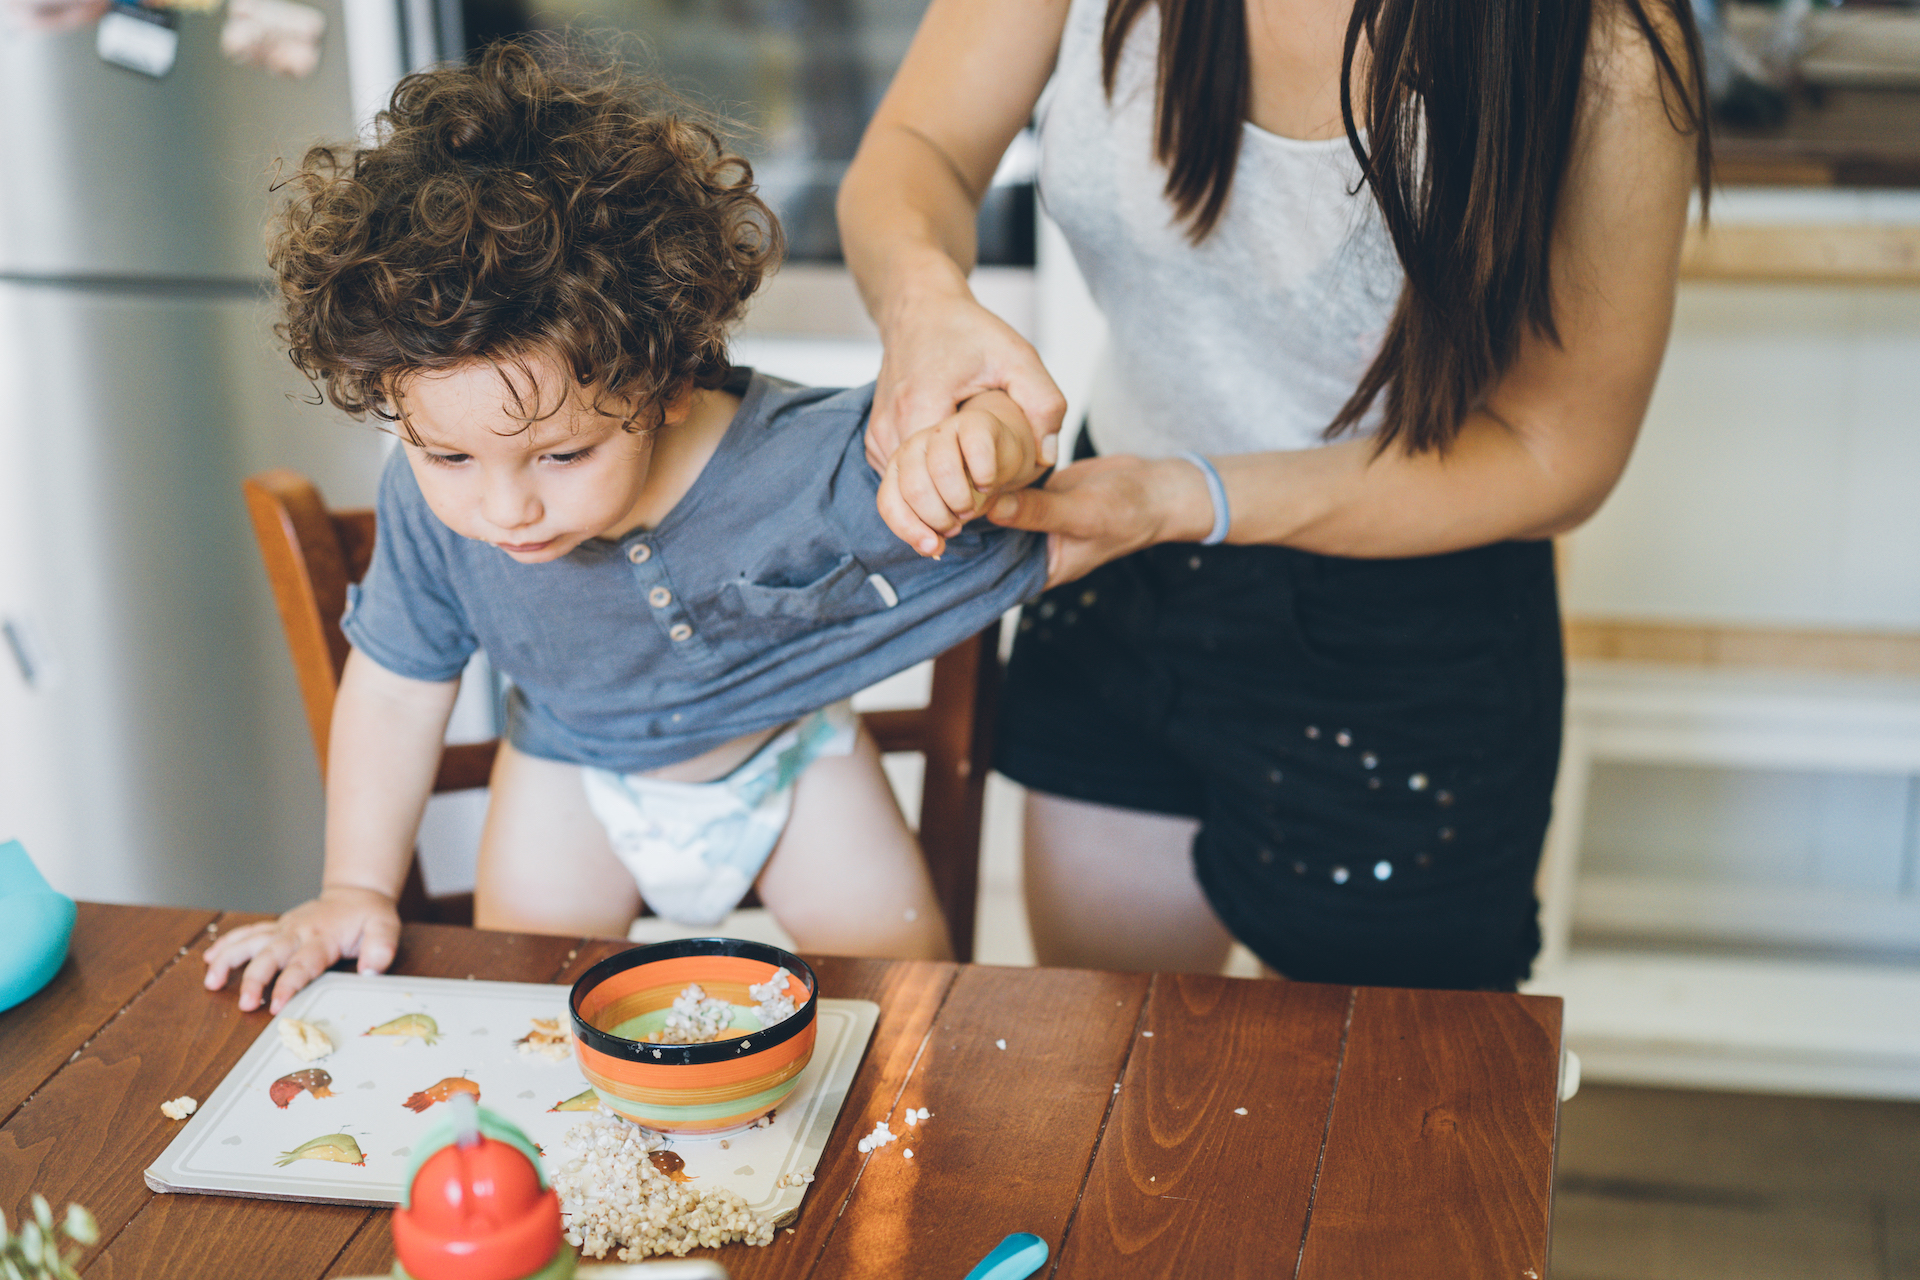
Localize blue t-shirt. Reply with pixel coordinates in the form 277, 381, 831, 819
341, 369, 1046, 773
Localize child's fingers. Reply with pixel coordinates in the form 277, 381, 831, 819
203, 922, 274, 991
876, 464, 947, 558
917, 429, 984, 526
236, 938, 298, 1013
356, 914, 401, 976
889, 438, 972, 539
268, 936, 338, 1015
958, 409, 1035, 494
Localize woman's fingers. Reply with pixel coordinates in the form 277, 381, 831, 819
1003, 361, 1069, 450
869, 369, 962, 464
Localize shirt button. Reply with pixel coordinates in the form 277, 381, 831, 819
627, 543, 652, 565
668, 623, 692, 642
648, 586, 672, 608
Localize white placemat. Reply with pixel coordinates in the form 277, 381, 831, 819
146, 971, 876, 1227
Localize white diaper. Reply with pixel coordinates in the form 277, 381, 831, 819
580, 700, 858, 926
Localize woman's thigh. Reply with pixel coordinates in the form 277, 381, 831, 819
999, 536, 1564, 989
1022, 790, 1234, 974
475, 739, 640, 936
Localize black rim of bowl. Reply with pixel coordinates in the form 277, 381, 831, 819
569, 937, 819, 1066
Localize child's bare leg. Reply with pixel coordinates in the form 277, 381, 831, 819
475, 739, 640, 937
755, 724, 953, 961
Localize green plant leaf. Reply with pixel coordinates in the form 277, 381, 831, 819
60, 1206, 94, 1249
28, 1198, 50, 1238
15, 1222, 40, 1268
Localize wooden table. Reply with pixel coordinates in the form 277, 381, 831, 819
1, 905, 1563, 1279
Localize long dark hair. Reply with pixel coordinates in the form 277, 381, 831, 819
1101, 0, 1711, 454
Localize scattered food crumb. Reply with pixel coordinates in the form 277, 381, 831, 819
278, 1018, 333, 1062
515, 1017, 571, 1061
1150, 1176, 1155, 1182
995, 1039, 1006, 1050
160, 1096, 198, 1120
856, 1120, 897, 1154
555, 1112, 773, 1259
918, 1107, 930, 1121
905, 1111, 917, 1128
786, 1228, 795, 1235
1142, 1031, 1153, 1038
903, 1149, 913, 1159
1233, 1107, 1248, 1115
720, 1140, 730, 1149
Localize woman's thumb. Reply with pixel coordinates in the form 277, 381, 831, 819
989, 487, 1062, 531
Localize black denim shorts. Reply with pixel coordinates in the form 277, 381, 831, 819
995, 441, 1565, 990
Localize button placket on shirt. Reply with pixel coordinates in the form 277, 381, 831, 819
623, 536, 709, 658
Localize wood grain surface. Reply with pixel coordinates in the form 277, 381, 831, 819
1, 910, 1563, 1279
1055, 976, 1353, 1278
0, 904, 215, 1124
1297, 988, 1561, 1280
808, 965, 1149, 1280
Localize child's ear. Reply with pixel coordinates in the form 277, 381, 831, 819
655, 382, 695, 429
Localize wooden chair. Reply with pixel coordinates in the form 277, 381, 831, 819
241, 467, 999, 958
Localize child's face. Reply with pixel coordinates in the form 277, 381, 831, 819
396, 354, 685, 564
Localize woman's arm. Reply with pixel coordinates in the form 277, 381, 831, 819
836, 0, 1072, 474
203, 648, 458, 1011
992, 10, 1701, 581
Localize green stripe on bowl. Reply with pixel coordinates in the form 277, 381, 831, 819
592, 1077, 801, 1125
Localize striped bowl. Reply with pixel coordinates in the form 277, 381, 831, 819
568, 938, 817, 1136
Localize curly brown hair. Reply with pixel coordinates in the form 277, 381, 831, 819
270, 39, 782, 431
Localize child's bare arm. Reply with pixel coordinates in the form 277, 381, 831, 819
877, 388, 1054, 558
203, 649, 459, 1012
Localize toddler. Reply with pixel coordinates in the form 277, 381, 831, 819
204, 42, 1046, 1013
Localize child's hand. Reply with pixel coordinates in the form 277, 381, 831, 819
877, 390, 1056, 557
202, 886, 401, 1014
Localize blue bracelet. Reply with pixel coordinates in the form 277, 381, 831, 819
1175, 451, 1230, 546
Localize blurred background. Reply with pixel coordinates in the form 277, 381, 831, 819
2, 2, 1920, 1272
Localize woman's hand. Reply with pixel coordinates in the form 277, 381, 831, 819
203, 885, 401, 1014
990, 453, 1214, 587
835, 0, 1072, 478
865, 287, 1067, 475
878, 389, 1051, 556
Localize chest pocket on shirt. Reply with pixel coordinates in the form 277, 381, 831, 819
708, 552, 893, 652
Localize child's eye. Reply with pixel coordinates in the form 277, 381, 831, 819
423, 451, 470, 467
544, 448, 592, 465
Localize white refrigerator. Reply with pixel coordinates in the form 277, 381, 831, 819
0, 1, 419, 910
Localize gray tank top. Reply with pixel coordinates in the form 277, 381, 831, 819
1036, 0, 1405, 456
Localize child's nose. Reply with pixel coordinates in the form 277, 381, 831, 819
482, 476, 541, 531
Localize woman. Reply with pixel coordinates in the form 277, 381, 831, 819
840, 0, 1708, 987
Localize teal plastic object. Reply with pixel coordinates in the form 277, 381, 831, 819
962, 1233, 1049, 1280
0, 839, 77, 1013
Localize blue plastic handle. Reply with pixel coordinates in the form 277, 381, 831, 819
0, 840, 76, 1014
963, 1232, 1049, 1280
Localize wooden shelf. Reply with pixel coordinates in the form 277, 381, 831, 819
1679, 222, 1920, 284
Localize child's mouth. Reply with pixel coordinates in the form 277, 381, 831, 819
496, 538, 556, 554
